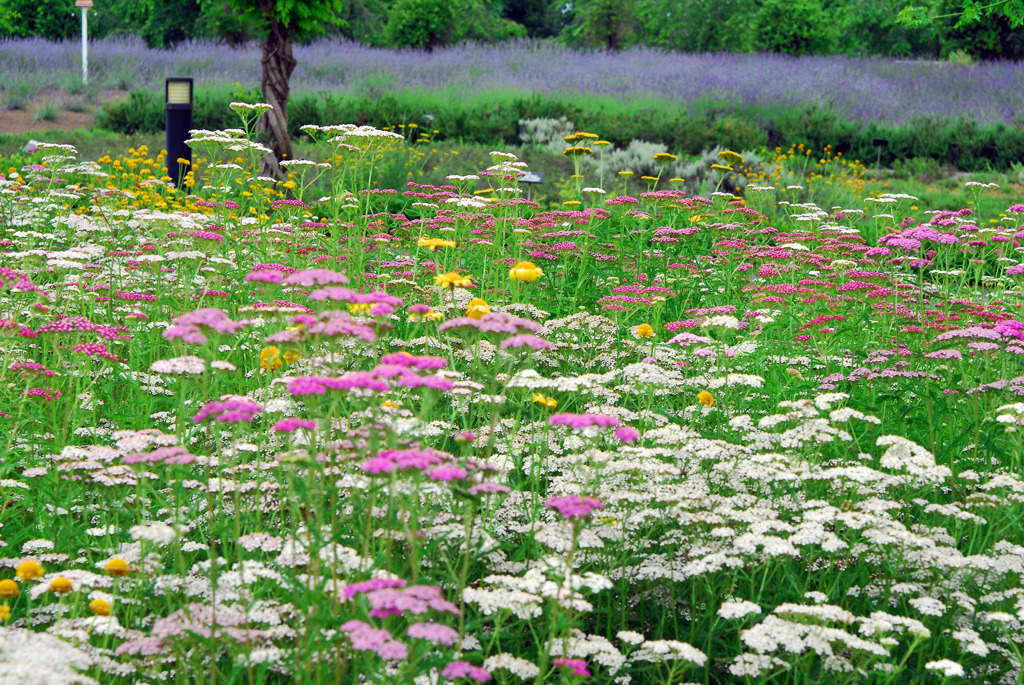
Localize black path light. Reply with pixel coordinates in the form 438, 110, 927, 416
518, 171, 545, 201
873, 137, 889, 171
165, 78, 194, 188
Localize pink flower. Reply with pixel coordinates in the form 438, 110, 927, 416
339, 620, 408, 660
468, 482, 511, 496
499, 334, 555, 351
429, 464, 468, 481
614, 426, 641, 443
407, 621, 459, 645
441, 661, 492, 682
554, 657, 591, 677
273, 417, 317, 432
545, 495, 604, 519
341, 578, 408, 599
549, 413, 620, 429
192, 398, 262, 423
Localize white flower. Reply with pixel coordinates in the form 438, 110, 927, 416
150, 356, 206, 375
614, 630, 645, 645
483, 654, 539, 680
630, 640, 707, 665
925, 659, 964, 677
908, 596, 946, 617
718, 599, 761, 620
129, 522, 179, 545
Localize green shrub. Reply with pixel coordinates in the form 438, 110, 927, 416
750, 0, 835, 56
96, 87, 1024, 172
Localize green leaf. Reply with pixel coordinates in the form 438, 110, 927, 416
954, 0, 982, 27
1005, 0, 1024, 27
896, 4, 932, 27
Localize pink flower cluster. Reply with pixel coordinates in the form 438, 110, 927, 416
164, 308, 249, 344
441, 661, 491, 683
554, 657, 592, 677
439, 312, 544, 335
192, 397, 262, 423
339, 620, 408, 660
549, 413, 620, 429
545, 495, 605, 519
123, 446, 195, 465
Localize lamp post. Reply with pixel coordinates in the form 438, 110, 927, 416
75, 0, 92, 86
518, 171, 544, 202
165, 78, 194, 188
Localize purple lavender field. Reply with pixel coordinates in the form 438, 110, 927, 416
1, 37, 1023, 126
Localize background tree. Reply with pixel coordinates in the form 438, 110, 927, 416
384, 0, 525, 50
560, 0, 636, 50
898, 0, 1024, 29
749, 0, 835, 55
209, 0, 345, 175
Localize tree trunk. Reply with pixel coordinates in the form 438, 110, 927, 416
258, 1, 297, 178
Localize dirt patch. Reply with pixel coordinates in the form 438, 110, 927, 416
0, 89, 129, 136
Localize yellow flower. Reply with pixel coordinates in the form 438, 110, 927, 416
417, 237, 457, 251
89, 598, 112, 616
0, 580, 18, 598
49, 576, 73, 594
15, 561, 43, 580
697, 391, 715, 407
653, 152, 677, 162
532, 393, 558, 410
641, 175, 659, 183
719, 150, 744, 166
636, 324, 655, 338
711, 164, 733, 172
381, 400, 401, 409
105, 558, 131, 577
562, 146, 593, 157
283, 349, 301, 365
348, 303, 372, 315
424, 310, 444, 321
509, 261, 543, 282
0, 604, 9, 622
260, 346, 283, 370
466, 298, 490, 320
434, 272, 473, 289
595, 140, 611, 147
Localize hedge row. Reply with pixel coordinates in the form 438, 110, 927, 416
96, 89, 1024, 171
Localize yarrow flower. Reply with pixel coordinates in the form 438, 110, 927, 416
545, 495, 605, 519
466, 298, 490, 320
105, 558, 132, 576
508, 261, 543, 282
532, 393, 558, 410
90, 598, 112, 616
418, 237, 457, 251
554, 658, 591, 677
15, 560, 44, 580
441, 661, 492, 682
614, 426, 641, 443
549, 413, 620, 429
435, 272, 473, 289
192, 397, 262, 424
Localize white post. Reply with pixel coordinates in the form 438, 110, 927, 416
76, 1, 93, 85
81, 7, 88, 85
